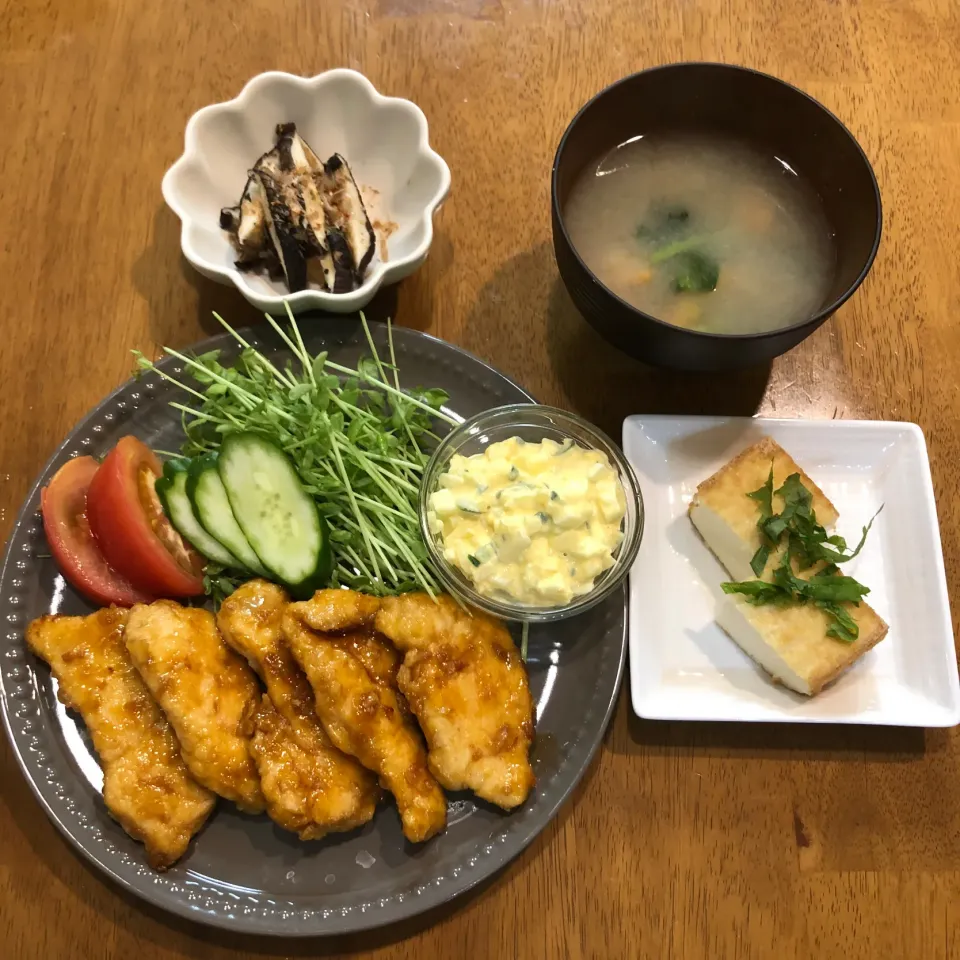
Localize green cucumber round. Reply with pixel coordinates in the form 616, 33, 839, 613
185, 454, 269, 578
217, 432, 332, 599
155, 459, 246, 569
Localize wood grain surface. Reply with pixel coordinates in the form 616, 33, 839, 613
2, 0, 959, 957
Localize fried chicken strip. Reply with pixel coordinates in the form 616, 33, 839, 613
283, 590, 446, 843
125, 601, 265, 813
376, 594, 535, 809
218, 580, 379, 839
26, 608, 215, 869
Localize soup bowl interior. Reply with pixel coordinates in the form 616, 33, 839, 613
552, 63, 882, 370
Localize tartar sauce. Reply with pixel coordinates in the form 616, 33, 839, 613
427, 436, 626, 606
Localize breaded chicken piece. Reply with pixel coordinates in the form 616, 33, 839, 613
248, 695, 368, 839
125, 601, 264, 813
26, 609, 214, 869
376, 594, 535, 809
283, 590, 446, 843
217, 581, 379, 838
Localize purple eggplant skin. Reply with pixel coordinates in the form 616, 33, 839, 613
220, 206, 241, 231
326, 228, 358, 293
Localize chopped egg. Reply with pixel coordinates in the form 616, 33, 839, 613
428, 436, 627, 606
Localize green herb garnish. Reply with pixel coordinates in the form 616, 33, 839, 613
649, 234, 706, 265
134, 305, 458, 598
636, 204, 720, 293
746, 467, 774, 575
722, 466, 880, 643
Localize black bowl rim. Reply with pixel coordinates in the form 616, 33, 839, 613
551, 61, 884, 343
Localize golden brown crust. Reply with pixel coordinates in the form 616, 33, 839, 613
694, 436, 887, 697
690, 436, 839, 526
283, 591, 447, 843
376, 594, 535, 810
26, 608, 215, 869
218, 580, 380, 839
125, 601, 265, 813
249, 694, 380, 840
806, 605, 890, 695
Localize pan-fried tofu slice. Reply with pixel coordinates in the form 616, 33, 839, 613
689, 437, 888, 696
717, 591, 888, 696
689, 436, 838, 581
26, 609, 214, 869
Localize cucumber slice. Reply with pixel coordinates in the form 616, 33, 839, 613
217, 433, 332, 599
186, 455, 269, 577
156, 460, 246, 570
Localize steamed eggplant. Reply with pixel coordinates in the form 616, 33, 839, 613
324, 153, 377, 285
253, 168, 309, 292
220, 175, 274, 270
219, 123, 377, 295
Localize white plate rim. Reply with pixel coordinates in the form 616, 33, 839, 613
623, 414, 960, 727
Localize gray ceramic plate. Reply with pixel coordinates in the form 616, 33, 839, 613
0, 319, 626, 936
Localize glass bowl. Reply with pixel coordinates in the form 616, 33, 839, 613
419, 404, 644, 622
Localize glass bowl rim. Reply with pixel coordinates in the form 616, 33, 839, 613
418, 403, 644, 622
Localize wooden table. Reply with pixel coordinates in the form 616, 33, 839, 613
2, 0, 960, 956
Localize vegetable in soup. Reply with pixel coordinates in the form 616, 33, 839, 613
563, 135, 835, 334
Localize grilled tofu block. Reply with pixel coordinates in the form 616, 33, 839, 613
125, 601, 265, 812
26, 608, 214, 869
689, 436, 838, 581
689, 437, 888, 696
716, 588, 888, 696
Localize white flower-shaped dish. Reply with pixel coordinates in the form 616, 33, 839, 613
162, 70, 451, 315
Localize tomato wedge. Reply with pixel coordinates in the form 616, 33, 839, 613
41, 457, 156, 607
87, 436, 205, 597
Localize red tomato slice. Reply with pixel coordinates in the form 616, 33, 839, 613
87, 436, 205, 597
41, 457, 156, 607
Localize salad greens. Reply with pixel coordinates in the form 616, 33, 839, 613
721, 467, 880, 643
134, 305, 458, 599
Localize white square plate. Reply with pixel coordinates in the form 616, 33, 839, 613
623, 416, 960, 726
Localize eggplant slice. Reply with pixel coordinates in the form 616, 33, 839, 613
253, 169, 308, 292
221, 175, 276, 272
324, 153, 376, 285
218, 123, 375, 294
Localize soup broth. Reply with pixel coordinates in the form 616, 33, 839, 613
563, 135, 835, 335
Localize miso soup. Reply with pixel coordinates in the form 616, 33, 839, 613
563, 135, 835, 334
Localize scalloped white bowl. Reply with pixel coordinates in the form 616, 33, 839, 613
162, 70, 451, 315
